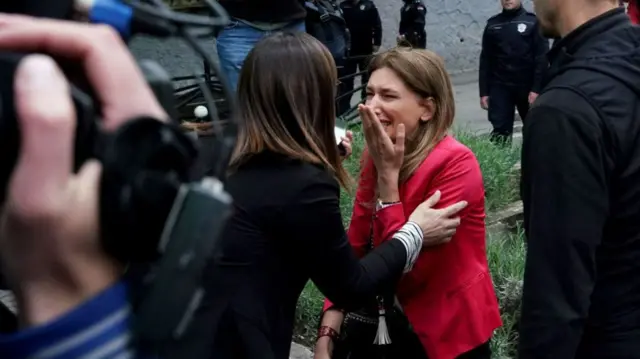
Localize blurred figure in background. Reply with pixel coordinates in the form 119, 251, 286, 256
216, 0, 307, 93
337, 0, 382, 116
305, 0, 351, 116
305, 0, 349, 61
398, 0, 427, 48
479, 0, 549, 144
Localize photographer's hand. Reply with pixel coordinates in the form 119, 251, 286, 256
0, 15, 168, 328
0, 55, 120, 328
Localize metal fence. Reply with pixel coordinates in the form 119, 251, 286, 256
174, 54, 368, 132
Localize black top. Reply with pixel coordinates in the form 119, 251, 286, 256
218, 0, 306, 23
160, 151, 408, 359
479, 6, 548, 95
340, 0, 382, 55
519, 8, 640, 359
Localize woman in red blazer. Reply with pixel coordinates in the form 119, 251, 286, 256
626, 0, 640, 24
316, 48, 502, 359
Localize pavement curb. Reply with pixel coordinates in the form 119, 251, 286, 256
290, 342, 313, 359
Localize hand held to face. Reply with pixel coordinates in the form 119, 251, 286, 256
408, 190, 468, 246
358, 104, 404, 201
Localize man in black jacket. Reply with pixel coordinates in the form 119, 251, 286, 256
519, 1, 640, 358
479, 0, 548, 144
337, 0, 382, 115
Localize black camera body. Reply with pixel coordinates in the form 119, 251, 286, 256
0, 1, 235, 343
0, 51, 194, 262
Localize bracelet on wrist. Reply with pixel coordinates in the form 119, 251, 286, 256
317, 325, 340, 342
376, 199, 401, 211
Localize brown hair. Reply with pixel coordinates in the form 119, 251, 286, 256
368, 48, 456, 182
229, 32, 350, 188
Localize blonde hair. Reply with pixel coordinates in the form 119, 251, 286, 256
367, 48, 456, 182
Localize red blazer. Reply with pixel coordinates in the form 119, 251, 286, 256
325, 135, 502, 359
629, 0, 640, 24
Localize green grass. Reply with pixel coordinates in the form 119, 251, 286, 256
453, 130, 521, 212
486, 228, 526, 358
294, 126, 525, 357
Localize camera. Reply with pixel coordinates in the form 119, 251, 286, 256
0, 0, 236, 343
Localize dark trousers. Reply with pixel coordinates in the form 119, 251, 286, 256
488, 84, 530, 144
408, 31, 427, 49
337, 54, 371, 116
458, 341, 492, 359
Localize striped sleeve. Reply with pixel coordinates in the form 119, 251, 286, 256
0, 282, 146, 359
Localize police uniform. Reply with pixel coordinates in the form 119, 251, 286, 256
479, 6, 549, 143
337, 0, 382, 115
399, 0, 426, 49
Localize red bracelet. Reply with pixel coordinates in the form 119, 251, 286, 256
317, 326, 339, 341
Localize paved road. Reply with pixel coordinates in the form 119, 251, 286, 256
451, 72, 492, 134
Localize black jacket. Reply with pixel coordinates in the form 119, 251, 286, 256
399, 0, 426, 48
305, 0, 348, 60
160, 151, 408, 359
219, 0, 306, 23
519, 8, 640, 359
340, 0, 382, 55
479, 6, 548, 95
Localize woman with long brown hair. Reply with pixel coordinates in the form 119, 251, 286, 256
161, 32, 468, 359
316, 48, 502, 359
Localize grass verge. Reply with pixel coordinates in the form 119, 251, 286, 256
294, 127, 525, 358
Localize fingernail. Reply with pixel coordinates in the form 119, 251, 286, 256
16, 55, 65, 91
14, 55, 73, 128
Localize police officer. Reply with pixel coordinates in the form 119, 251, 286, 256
479, 0, 549, 143
305, 0, 352, 115
398, 0, 426, 48
337, 0, 382, 115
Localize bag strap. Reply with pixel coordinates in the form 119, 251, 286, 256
367, 211, 375, 252
367, 209, 404, 314
304, 1, 334, 42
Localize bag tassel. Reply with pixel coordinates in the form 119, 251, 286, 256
373, 298, 391, 345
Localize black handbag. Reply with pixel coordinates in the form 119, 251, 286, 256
333, 215, 427, 359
